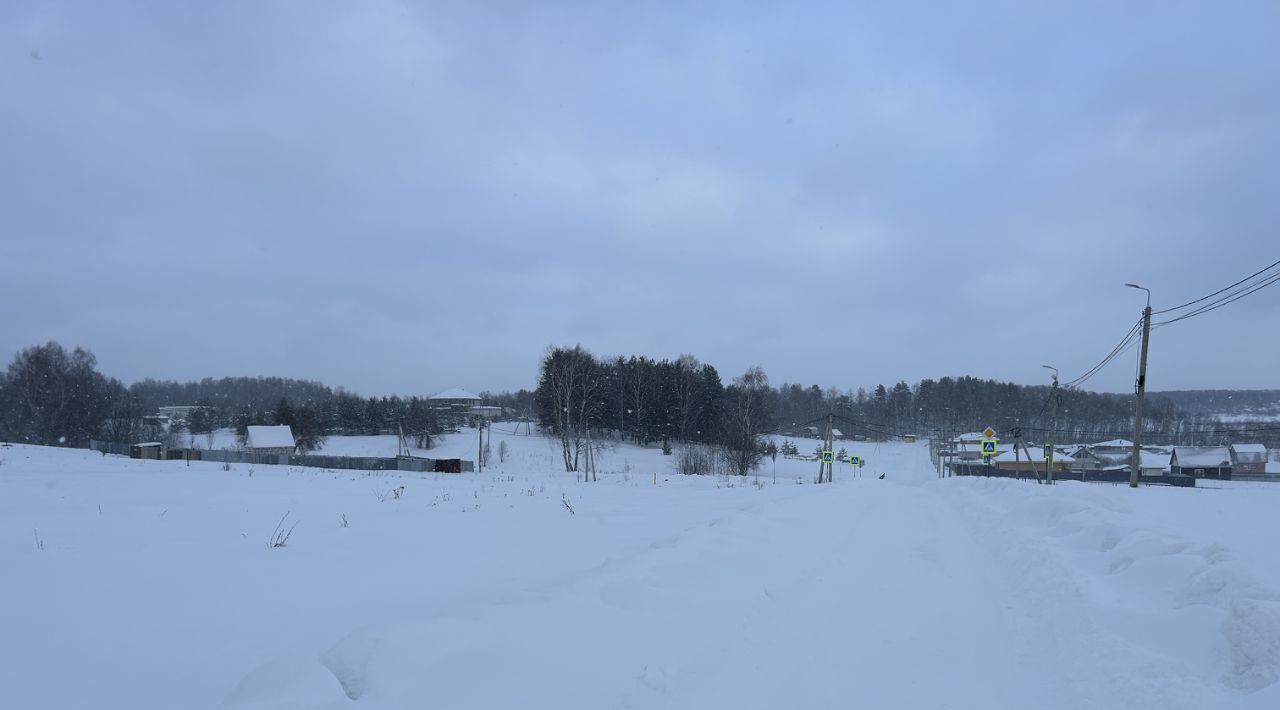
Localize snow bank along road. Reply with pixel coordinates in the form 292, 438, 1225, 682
3, 434, 1280, 709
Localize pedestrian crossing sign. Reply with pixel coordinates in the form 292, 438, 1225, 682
822, 450, 833, 463
981, 439, 997, 455
850, 455, 861, 466
982, 454, 994, 465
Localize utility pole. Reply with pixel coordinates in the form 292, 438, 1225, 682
1043, 365, 1058, 485
477, 420, 484, 472
1126, 283, 1152, 489
1013, 433, 1021, 481
817, 413, 834, 483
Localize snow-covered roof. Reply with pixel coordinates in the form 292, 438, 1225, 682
1232, 444, 1267, 454
993, 449, 1075, 464
1172, 446, 1231, 468
246, 425, 295, 449
1091, 439, 1134, 448
430, 388, 481, 401
1140, 451, 1170, 468
957, 432, 987, 441
831, 428, 843, 437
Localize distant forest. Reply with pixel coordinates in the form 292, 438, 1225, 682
2, 341, 1278, 454
1147, 390, 1280, 417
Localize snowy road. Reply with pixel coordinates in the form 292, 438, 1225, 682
4, 436, 1280, 709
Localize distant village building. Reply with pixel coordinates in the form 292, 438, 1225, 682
1061, 445, 1102, 471
467, 405, 506, 420
1230, 444, 1268, 474
1171, 446, 1232, 480
952, 432, 1006, 461
130, 442, 165, 460
245, 425, 296, 455
993, 448, 1074, 474
157, 405, 209, 422
429, 389, 482, 412
1088, 439, 1135, 466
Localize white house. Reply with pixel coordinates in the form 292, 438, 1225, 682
429, 389, 482, 410
245, 425, 295, 455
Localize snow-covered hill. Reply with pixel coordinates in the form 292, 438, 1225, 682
3, 430, 1279, 709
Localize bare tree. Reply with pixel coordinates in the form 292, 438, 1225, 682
672, 354, 705, 442
535, 346, 605, 473
723, 366, 770, 475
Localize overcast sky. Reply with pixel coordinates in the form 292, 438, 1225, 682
3, 1, 1278, 397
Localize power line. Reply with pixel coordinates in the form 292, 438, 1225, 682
1056, 258, 1280, 395
1061, 317, 1143, 389
1154, 270, 1280, 326
1152, 258, 1280, 315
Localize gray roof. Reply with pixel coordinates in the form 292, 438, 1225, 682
430, 388, 481, 401
1172, 446, 1231, 468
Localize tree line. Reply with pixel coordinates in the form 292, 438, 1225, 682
533, 346, 771, 475
0, 342, 466, 451
4, 340, 1276, 457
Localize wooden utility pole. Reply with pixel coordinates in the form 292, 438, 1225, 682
1130, 303, 1152, 488
1044, 366, 1059, 485
477, 420, 484, 472
584, 424, 596, 482
1013, 436, 1021, 481
817, 413, 834, 483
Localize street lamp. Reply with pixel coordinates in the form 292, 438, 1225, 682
1125, 283, 1151, 308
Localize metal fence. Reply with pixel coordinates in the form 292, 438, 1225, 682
87, 440, 473, 473
89, 440, 131, 456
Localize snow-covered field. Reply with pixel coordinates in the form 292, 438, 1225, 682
4, 429, 1280, 709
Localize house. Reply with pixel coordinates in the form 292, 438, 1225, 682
245, 425, 296, 455
1170, 446, 1232, 480
1137, 450, 1171, 476
429, 389, 482, 410
1088, 439, 1135, 466
1062, 444, 1102, 471
993, 448, 1074, 474
1100, 450, 1171, 478
467, 405, 506, 420
1230, 444, 1268, 475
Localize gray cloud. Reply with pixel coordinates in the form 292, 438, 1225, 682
3, 1, 1278, 395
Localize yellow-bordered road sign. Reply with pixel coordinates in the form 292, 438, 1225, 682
821, 450, 834, 463
982, 454, 994, 465
981, 439, 997, 455
850, 455, 861, 466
